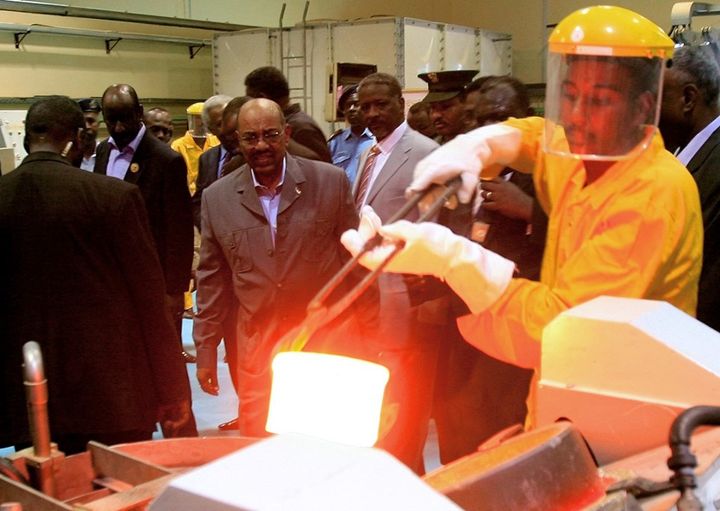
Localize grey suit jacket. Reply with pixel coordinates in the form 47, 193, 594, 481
193, 154, 363, 370
354, 125, 439, 223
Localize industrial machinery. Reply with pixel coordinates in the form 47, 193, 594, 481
3, 296, 720, 510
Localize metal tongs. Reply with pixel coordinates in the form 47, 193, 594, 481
278, 178, 462, 353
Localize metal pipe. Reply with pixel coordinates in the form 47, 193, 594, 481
0, 0, 250, 32
667, 405, 720, 511
22, 341, 51, 458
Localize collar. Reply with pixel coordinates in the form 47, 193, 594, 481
21, 151, 74, 167
583, 132, 666, 210
108, 124, 146, 153
250, 157, 287, 192
676, 114, 720, 165
375, 121, 407, 155
344, 127, 373, 141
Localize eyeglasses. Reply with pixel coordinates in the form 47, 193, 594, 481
239, 129, 283, 146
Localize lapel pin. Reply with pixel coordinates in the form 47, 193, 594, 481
130, 163, 140, 173
295, 185, 301, 195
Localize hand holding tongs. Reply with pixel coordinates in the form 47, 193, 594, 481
276, 178, 462, 353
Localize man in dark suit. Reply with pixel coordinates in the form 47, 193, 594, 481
193, 96, 250, 230
194, 98, 371, 437
0, 96, 194, 454
353, 72, 440, 473
432, 75, 545, 464
94, 84, 196, 365
245, 66, 332, 162
660, 46, 720, 332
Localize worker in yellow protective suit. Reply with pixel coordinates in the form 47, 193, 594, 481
342, 5, 703, 421
172, 100, 224, 321
171, 101, 221, 195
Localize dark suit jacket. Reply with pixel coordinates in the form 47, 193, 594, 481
284, 103, 332, 163
194, 154, 367, 371
0, 152, 191, 446
686, 125, 720, 331
193, 145, 221, 229
193, 145, 245, 230
481, 171, 547, 280
95, 131, 193, 294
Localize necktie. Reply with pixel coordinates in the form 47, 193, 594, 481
354, 145, 380, 210
221, 154, 244, 177
217, 152, 229, 178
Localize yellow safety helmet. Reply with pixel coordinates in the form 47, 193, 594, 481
549, 5, 674, 59
186, 102, 204, 115
544, 6, 672, 161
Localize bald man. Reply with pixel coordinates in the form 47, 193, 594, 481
193, 98, 374, 436
95, 84, 196, 366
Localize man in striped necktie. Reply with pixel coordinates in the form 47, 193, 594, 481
352, 73, 440, 474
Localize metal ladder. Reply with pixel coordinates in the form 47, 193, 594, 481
279, 1, 311, 112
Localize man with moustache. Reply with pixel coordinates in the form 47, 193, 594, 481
354, 72, 439, 473
418, 70, 477, 144
193, 98, 370, 437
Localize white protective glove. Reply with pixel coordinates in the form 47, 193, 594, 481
409, 123, 523, 204
341, 206, 516, 314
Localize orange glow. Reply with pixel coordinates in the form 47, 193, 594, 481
266, 352, 389, 447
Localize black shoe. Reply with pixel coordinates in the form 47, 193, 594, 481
218, 417, 239, 431
181, 351, 196, 363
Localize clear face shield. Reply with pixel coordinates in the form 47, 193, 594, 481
544, 52, 665, 161
187, 113, 207, 137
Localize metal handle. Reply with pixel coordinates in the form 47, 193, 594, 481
283, 179, 462, 353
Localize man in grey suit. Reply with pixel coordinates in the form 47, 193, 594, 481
355, 72, 439, 473
193, 98, 373, 437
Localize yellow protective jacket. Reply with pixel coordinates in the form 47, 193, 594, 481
458, 116, 703, 370
171, 131, 220, 195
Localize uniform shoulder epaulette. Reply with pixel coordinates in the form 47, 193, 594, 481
327, 128, 345, 142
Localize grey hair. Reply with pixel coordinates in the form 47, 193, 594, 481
202, 94, 232, 125
672, 46, 720, 106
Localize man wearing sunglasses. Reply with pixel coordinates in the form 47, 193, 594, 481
193, 98, 374, 437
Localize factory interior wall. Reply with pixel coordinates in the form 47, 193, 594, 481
0, 0, 697, 104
